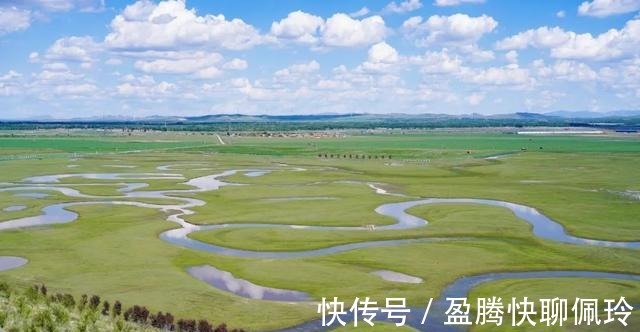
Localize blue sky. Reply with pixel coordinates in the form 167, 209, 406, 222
1, 0, 639, 119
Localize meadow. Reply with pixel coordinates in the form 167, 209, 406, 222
0, 130, 638, 331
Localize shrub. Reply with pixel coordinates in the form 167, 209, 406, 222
101, 301, 110, 316
113, 300, 122, 317
89, 295, 101, 310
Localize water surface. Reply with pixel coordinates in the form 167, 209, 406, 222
0, 256, 28, 271
188, 265, 310, 301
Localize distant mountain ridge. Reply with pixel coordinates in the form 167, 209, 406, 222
2, 110, 639, 123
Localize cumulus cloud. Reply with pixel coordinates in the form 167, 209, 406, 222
384, 0, 423, 14
533, 59, 598, 81
117, 75, 175, 98
357, 41, 401, 73
434, 0, 485, 7
0, 6, 32, 35
367, 41, 399, 63
403, 14, 498, 45
104, 0, 262, 51
270, 11, 324, 44
578, 0, 640, 17
44, 36, 100, 63
321, 14, 387, 47
269, 11, 387, 48
496, 19, 640, 60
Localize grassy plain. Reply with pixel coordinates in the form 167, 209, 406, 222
0, 131, 639, 331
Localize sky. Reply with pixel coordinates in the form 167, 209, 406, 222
0, 0, 640, 119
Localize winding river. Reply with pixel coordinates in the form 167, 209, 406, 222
1, 165, 639, 330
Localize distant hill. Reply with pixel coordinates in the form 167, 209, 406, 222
3, 111, 639, 123
545, 110, 640, 118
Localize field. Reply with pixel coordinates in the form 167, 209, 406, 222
0, 130, 639, 331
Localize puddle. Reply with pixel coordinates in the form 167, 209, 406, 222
188, 265, 310, 301
372, 270, 423, 284
15, 193, 49, 198
244, 171, 270, 177
3, 205, 26, 212
0, 256, 28, 271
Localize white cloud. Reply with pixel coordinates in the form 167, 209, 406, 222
34, 70, 83, 82
357, 41, 401, 73
44, 36, 100, 63
578, 0, 640, 17
269, 11, 387, 48
403, 14, 498, 45
54, 83, 98, 95
524, 90, 566, 110
0, 6, 32, 36
104, 0, 261, 51
0, 70, 22, 96
408, 49, 463, 74
321, 14, 387, 47
270, 11, 323, 44
434, 0, 485, 6
368, 41, 399, 64
556, 10, 566, 18
316, 79, 352, 90
461, 64, 533, 87
0, 70, 22, 81
117, 75, 175, 98
384, 0, 423, 14
505, 50, 518, 63
134, 51, 223, 76
275, 60, 320, 79
496, 19, 640, 60
42, 62, 70, 71
19, 0, 104, 12
349, 7, 370, 18
223, 58, 248, 70
533, 60, 598, 82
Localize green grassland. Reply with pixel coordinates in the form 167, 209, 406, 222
0, 131, 639, 331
